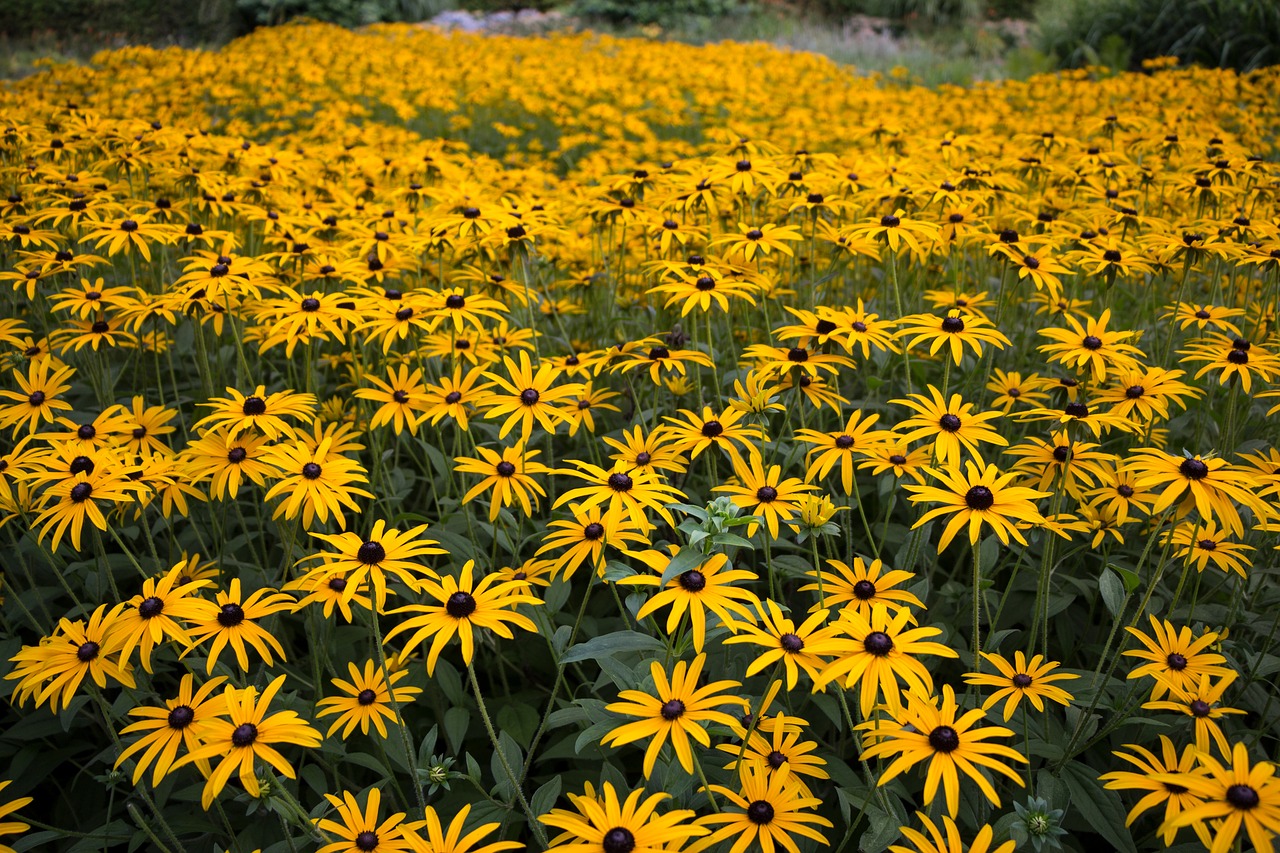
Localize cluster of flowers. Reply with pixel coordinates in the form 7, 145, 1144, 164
0, 21, 1279, 853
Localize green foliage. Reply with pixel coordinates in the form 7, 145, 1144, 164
236, 0, 454, 27
1035, 0, 1280, 71
0, 0, 238, 43
797, 0, 983, 30
569, 0, 744, 28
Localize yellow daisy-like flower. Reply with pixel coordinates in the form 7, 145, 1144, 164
539, 781, 708, 853
193, 385, 316, 440
1123, 615, 1234, 699
183, 578, 294, 673
421, 802, 523, 853
178, 675, 322, 810
1157, 741, 1280, 853
624, 549, 760, 652
723, 600, 836, 689
1100, 735, 1213, 848
963, 651, 1078, 720
860, 684, 1026, 817
114, 673, 228, 786
811, 602, 957, 715
904, 461, 1051, 553
383, 560, 540, 674
315, 788, 426, 853
889, 813, 1015, 853
602, 653, 748, 778
688, 764, 832, 853
799, 557, 925, 618
262, 435, 374, 530
316, 660, 422, 739
712, 450, 818, 539
301, 519, 444, 613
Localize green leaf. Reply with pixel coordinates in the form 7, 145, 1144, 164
1099, 567, 1126, 617
561, 630, 666, 663
658, 547, 706, 587
1061, 761, 1137, 853
859, 806, 901, 852
443, 706, 471, 754
490, 731, 524, 800
530, 776, 562, 817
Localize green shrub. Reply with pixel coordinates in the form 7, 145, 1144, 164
0, 0, 237, 43
795, 0, 983, 29
236, 0, 454, 27
568, 0, 744, 28
1036, 0, 1280, 72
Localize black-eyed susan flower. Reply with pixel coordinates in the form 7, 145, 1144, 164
480, 351, 582, 441
963, 651, 1078, 721
717, 714, 830, 795
355, 364, 431, 435
111, 561, 213, 673
193, 385, 316, 440
799, 557, 925, 618
1101, 735, 1213, 847
383, 560, 540, 674
316, 659, 422, 740
539, 781, 707, 853
1123, 615, 1234, 700
795, 409, 883, 494
1037, 309, 1145, 384
1164, 520, 1254, 577
554, 460, 683, 530
114, 673, 228, 786
724, 601, 836, 689
0, 359, 76, 435
624, 550, 759, 652
663, 406, 762, 471
712, 451, 817, 539
1127, 449, 1268, 537
184, 579, 293, 673
262, 436, 373, 530
889, 813, 1015, 853
895, 310, 1010, 365
421, 365, 489, 431
455, 441, 550, 522
314, 787, 427, 853
602, 653, 747, 778
892, 387, 1008, 467
536, 503, 648, 580
602, 425, 688, 478
6, 603, 135, 711
182, 429, 276, 500
812, 602, 957, 716
1157, 742, 1280, 853
904, 461, 1051, 553
688, 764, 832, 853
860, 684, 1026, 817
1143, 672, 1245, 756
177, 675, 322, 810
419, 802, 523, 853
302, 520, 443, 613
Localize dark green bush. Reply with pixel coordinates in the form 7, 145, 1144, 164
568, 0, 744, 28
0, 0, 237, 42
236, 0, 453, 27
794, 0, 983, 29
1037, 0, 1280, 72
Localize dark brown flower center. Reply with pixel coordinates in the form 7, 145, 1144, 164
301, 462, 322, 480
1012, 673, 1033, 689
520, 388, 540, 406
138, 596, 164, 619
965, 486, 994, 510
939, 413, 962, 432
602, 828, 636, 853
300, 297, 320, 312
700, 420, 723, 438
217, 603, 245, 627
444, 391, 462, 404
660, 699, 686, 720
231, 722, 257, 747
167, 705, 195, 729
76, 641, 100, 662
608, 472, 633, 492
583, 522, 605, 541
446, 591, 477, 619
1179, 459, 1209, 480
928, 725, 960, 752
756, 486, 778, 502
941, 316, 965, 334
227, 447, 247, 464
863, 631, 893, 656
70, 482, 93, 502
853, 580, 876, 600
1166, 652, 1188, 671
747, 800, 776, 824
1189, 699, 1211, 717
357, 540, 386, 565
495, 461, 517, 477
779, 633, 804, 653
679, 570, 706, 592
357, 689, 378, 706
1226, 784, 1259, 810
242, 396, 267, 416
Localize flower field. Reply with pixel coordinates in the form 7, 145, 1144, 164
2, 19, 1280, 853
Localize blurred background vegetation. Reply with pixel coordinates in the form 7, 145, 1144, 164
2, 0, 1278, 80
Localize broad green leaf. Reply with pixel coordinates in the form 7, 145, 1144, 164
561, 630, 666, 663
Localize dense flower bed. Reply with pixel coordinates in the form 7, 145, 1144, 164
1, 21, 1279, 853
